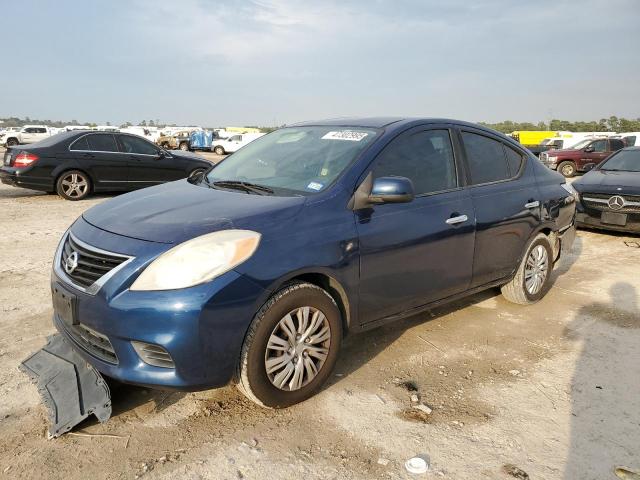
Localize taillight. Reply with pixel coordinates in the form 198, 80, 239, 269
13, 152, 39, 168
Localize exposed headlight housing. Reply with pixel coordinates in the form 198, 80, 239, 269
130, 230, 261, 291
561, 182, 580, 201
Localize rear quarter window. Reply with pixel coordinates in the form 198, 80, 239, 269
70, 136, 89, 151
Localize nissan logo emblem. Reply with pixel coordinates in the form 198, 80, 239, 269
64, 251, 79, 274
607, 195, 625, 210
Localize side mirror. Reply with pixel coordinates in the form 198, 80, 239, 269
583, 163, 596, 172
369, 176, 415, 204
584, 145, 594, 153
188, 169, 205, 183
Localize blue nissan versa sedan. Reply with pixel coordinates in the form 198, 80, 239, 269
51, 118, 577, 407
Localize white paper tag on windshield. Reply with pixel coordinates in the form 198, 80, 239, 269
322, 130, 369, 141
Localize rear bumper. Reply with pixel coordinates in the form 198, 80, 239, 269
0, 168, 53, 191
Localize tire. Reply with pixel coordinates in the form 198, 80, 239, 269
501, 233, 553, 305
56, 170, 91, 201
558, 161, 576, 178
179, 142, 189, 151
236, 282, 343, 408
6, 138, 18, 147
214, 146, 225, 155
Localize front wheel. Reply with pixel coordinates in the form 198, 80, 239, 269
179, 142, 189, 151
5, 138, 18, 147
56, 170, 91, 201
501, 233, 553, 305
558, 161, 576, 178
236, 282, 342, 408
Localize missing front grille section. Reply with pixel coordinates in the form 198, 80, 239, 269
59, 318, 118, 364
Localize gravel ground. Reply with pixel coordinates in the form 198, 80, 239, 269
0, 154, 638, 480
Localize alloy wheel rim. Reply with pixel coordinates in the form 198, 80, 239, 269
524, 244, 549, 295
61, 173, 88, 198
562, 165, 573, 176
264, 306, 331, 391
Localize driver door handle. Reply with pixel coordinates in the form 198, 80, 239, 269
525, 200, 540, 208
446, 214, 468, 225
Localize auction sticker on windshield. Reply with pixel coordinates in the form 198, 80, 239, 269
322, 131, 369, 141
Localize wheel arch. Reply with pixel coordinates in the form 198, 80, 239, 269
266, 270, 353, 336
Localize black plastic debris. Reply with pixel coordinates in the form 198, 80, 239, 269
19, 334, 112, 438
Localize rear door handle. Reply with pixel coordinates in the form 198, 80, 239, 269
525, 201, 540, 208
446, 214, 468, 225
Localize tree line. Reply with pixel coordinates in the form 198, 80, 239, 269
479, 116, 640, 134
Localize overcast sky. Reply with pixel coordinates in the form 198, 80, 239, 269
2, 0, 639, 126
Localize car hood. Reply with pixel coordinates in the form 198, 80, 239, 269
573, 170, 640, 195
82, 180, 306, 244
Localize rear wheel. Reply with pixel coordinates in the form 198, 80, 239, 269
558, 161, 576, 178
236, 282, 342, 408
56, 170, 91, 201
214, 146, 225, 155
501, 233, 553, 305
179, 142, 189, 151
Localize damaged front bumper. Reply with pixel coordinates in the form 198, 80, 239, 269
20, 334, 112, 438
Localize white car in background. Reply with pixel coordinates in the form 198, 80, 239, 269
212, 132, 265, 155
1, 125, 53, 147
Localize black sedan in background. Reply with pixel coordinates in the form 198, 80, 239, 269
0, 131, 212, 200
573, 147, 640, 234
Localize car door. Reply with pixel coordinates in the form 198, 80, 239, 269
458, 129, 540, 287
69, 133, 129, 190
118, 134, 183, 187
20, 128, 36, 143
227, 135, 243, 152
356, 126, 476, 326
580, 139, 608, 168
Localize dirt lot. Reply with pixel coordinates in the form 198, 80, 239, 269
0, 158, 638, 480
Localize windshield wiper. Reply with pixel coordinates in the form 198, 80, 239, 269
212, 180, 274, 195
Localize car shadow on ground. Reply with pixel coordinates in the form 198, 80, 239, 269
563, 281, 640, 479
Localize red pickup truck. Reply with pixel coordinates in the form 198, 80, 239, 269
539, 137, 625, 177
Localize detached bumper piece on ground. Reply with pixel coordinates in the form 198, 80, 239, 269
19, 334, 112, 438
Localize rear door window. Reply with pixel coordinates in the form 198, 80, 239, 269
70, 136, 90, 151
610, 139, 625, 151
119, 135, 158, 155
86, 134, 119, 152
461, 132, 510, 184
372, 129, 457, 195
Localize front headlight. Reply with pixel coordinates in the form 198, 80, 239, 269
130, 230, 261, 291
548, 156, 557, 162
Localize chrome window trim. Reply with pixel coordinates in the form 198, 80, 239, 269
69, 133, 120, 153
53, 231, 134, 295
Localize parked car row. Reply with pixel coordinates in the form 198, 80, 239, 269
540, 137, 626, 177
0, 130, 211, 200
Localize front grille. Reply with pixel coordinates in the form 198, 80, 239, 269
581, 193, 640, 214
61, 235, 128, 288
60, 319, 118, 364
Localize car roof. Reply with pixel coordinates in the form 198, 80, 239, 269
290, 116, 502, 130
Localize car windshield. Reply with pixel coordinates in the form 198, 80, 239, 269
205, 126, 379, 195
599, 149, 640, 172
